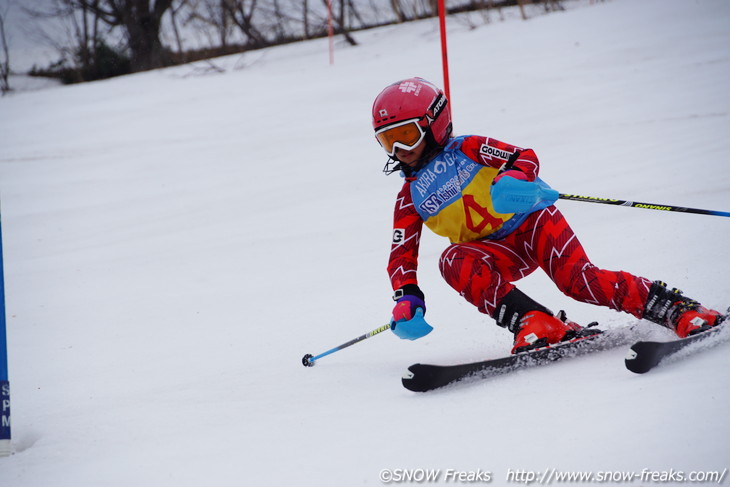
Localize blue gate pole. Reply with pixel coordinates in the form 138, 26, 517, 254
0, 201, 11, 456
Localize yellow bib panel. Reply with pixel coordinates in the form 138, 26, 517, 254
410, 146, 514, 244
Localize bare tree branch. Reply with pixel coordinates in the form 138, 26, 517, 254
0, 3, 11, 94
73, 0, 176, 71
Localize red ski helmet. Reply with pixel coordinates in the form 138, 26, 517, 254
372, 77, 452, 157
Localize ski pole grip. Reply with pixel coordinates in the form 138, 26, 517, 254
499, 150, 522, 175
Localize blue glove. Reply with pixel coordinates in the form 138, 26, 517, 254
491, 176, 559, 214
391, 308, 433, 341
391, 284, 432, 340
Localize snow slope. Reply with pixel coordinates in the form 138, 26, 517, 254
1, 0, 729, 485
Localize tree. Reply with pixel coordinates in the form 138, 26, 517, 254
223, 0, 267, 48
0, 4, 10, 94
321, 0, 358, 46
76, 0, 176, 72
186, 0, 234, 52
24, 0, 131, 83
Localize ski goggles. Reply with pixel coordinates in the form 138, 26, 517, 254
375, 118, 426, 157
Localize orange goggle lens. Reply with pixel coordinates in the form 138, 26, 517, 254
375, 119, 426, 156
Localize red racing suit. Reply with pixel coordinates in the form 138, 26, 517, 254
387, 135, 651, 319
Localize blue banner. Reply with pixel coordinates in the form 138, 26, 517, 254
1, 381, 9, 443
0, 208, 10, 446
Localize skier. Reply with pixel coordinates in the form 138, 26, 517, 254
373, 77, 724, 353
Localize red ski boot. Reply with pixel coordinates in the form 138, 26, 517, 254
643, 281, 724, 338
511, 310, 587, 354
492, 288, 597, 354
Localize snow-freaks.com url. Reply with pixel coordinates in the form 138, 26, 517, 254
378, 468, 727, 484
506, 467, 728, 484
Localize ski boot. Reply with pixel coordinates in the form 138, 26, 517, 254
493, 288, 599, 354
643, 281, 725, 338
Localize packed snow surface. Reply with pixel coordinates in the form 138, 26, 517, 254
0, 0, 729, 485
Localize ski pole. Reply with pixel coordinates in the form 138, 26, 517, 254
302, 323, 391, 367
499, 180, 730, 218
497, 151, 730, 217
558, 194, 730, 218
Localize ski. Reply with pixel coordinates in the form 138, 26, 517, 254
625, 322, 728, 374
402, 328, 632, 392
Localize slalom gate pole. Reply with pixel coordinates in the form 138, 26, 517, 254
558, 194, 730, 218
326, 0, 334, 65
302, 323, 391, 367
0, 201, 10, 456
437, 0, 451, 102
